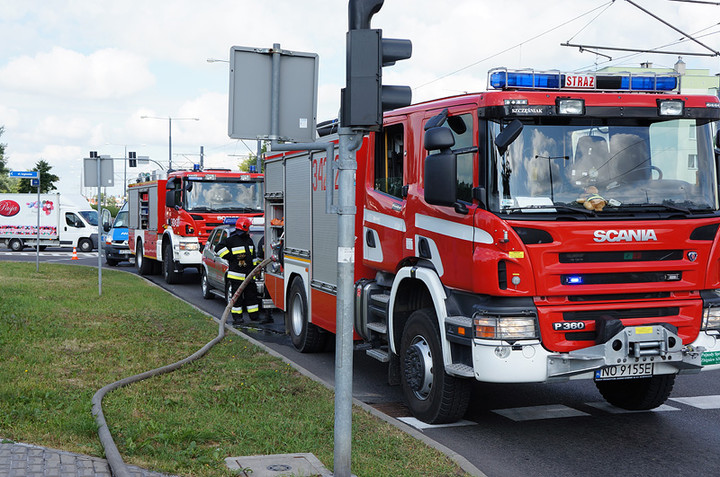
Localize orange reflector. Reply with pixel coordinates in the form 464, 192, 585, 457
458, 327, 466, 336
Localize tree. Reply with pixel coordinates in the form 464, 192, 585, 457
0, 126, 14, 193
17, 160, 59, 193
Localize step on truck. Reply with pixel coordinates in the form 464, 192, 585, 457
128, 169, 263, 284
0, 193, 105, 252
264, 67, 720, 423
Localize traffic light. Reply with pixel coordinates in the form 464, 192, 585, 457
342, 0, 412, 129
90, 151, 98, 158
128, 151, 137, 168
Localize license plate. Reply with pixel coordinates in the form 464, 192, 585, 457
119, 249, 131, 254
595, 363, 654, 381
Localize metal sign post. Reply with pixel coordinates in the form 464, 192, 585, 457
84, 153, 114, 297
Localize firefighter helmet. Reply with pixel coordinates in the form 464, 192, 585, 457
236, 217, 251, 232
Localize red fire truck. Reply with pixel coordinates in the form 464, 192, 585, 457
264, 68, 720, 423
128, 169, 263, 284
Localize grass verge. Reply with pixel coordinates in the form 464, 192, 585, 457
0, 262, 468, 476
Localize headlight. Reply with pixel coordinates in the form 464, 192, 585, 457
179, 242, 200, 251
703, 306, 720, 331
474, 315, 538, 340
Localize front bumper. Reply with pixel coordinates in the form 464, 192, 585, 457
469, 325, 720, 383
103, 243, 131, 261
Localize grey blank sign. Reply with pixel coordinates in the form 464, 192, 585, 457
83, 157, 115, 187
228, 45, 319, 143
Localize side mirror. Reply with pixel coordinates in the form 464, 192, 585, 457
494, 119, 524, 156
166, 177, 178, 190
103, 223, 111, 232
424, 127, 457, 207
166, 190, 176, 208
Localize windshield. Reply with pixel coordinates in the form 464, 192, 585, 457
78, 210, 98, 226
185, 180, 263, 213
113, 211, 128, 228
489, 117, 718, 215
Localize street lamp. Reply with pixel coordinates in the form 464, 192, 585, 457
140, 116, 199, 171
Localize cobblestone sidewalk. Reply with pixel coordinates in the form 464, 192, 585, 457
0, 440, 172, 477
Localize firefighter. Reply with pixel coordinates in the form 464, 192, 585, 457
215, 217, 260, 325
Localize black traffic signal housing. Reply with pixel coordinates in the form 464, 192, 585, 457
342, 0, 412, 130
128, 151, 137, 168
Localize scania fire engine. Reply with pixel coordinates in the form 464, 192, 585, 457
264, 67, 720, 423
128, 169, 263, 284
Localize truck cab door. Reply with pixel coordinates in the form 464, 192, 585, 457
413, 109, 480, 288
63, 212, 85, 244
362, 119, 408, 272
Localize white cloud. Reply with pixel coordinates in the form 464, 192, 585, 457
0, 47, 154, 99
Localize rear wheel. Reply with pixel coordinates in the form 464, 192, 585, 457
9, 239, 24, 252
287, 277, 326, 353
136, 239, 153, 275
200, 269, 213, 299
400, 308, 471, 424
595, 374, 676, 410
162, 243, 180, 284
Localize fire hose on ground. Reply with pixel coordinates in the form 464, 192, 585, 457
91, 256, 276, 477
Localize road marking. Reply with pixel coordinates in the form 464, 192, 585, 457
0, 251, 97, 257
669, 395, 720, 409
397, 417, 477, 430
585, 402, 680, 414
492, 404, 590, 422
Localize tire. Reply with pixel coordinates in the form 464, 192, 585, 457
136, 239, 153, 276
287, 277, 326, 353
595, 374, 676, 410
162, 243, 180, 284
9, 239, 24, 252
225, 279, 233, 306
77, 238, 93, 253
38, 246, 47, 251
106, 258, 119, 267
201, 269, 213, 299
400, 308, 472, 424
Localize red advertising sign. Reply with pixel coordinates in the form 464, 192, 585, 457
0, 200, 20, 217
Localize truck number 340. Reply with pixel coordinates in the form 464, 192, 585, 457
312, 155, 339, 192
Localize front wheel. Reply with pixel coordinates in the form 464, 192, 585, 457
287, 278, 326, 353
595, 374, 676, 410
77, 238, 93, 253
106, 258, 119, 267
400, 308, 471, 424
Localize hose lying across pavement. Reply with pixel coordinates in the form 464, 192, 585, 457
92, 256, 275, 477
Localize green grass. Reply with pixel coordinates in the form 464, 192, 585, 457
0, 262, 468, 476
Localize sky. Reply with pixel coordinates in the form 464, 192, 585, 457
1, 0, 719, 198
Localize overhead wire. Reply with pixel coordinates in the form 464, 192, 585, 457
413, 1, 615, 91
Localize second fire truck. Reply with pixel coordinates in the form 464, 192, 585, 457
128, 168, 263, 284
264, 68, 720, 423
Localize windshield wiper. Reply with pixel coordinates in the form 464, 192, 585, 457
502, 205, 596, 216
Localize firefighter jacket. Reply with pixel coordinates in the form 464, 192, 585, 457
215, 229, 256, 281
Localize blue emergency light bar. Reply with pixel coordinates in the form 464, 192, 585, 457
223, 217, 239, 225
488, 68, 678, 92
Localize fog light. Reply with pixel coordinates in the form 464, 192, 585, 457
494, 346, 511, 358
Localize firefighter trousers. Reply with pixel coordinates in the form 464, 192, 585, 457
228, 274, 260, 321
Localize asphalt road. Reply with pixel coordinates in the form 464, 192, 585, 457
3, 248, 720, 477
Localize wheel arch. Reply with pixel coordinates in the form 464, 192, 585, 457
388, 266, 448, 357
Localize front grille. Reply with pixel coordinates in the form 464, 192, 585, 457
559, 250, 682, 263
561, 271, 681, 285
